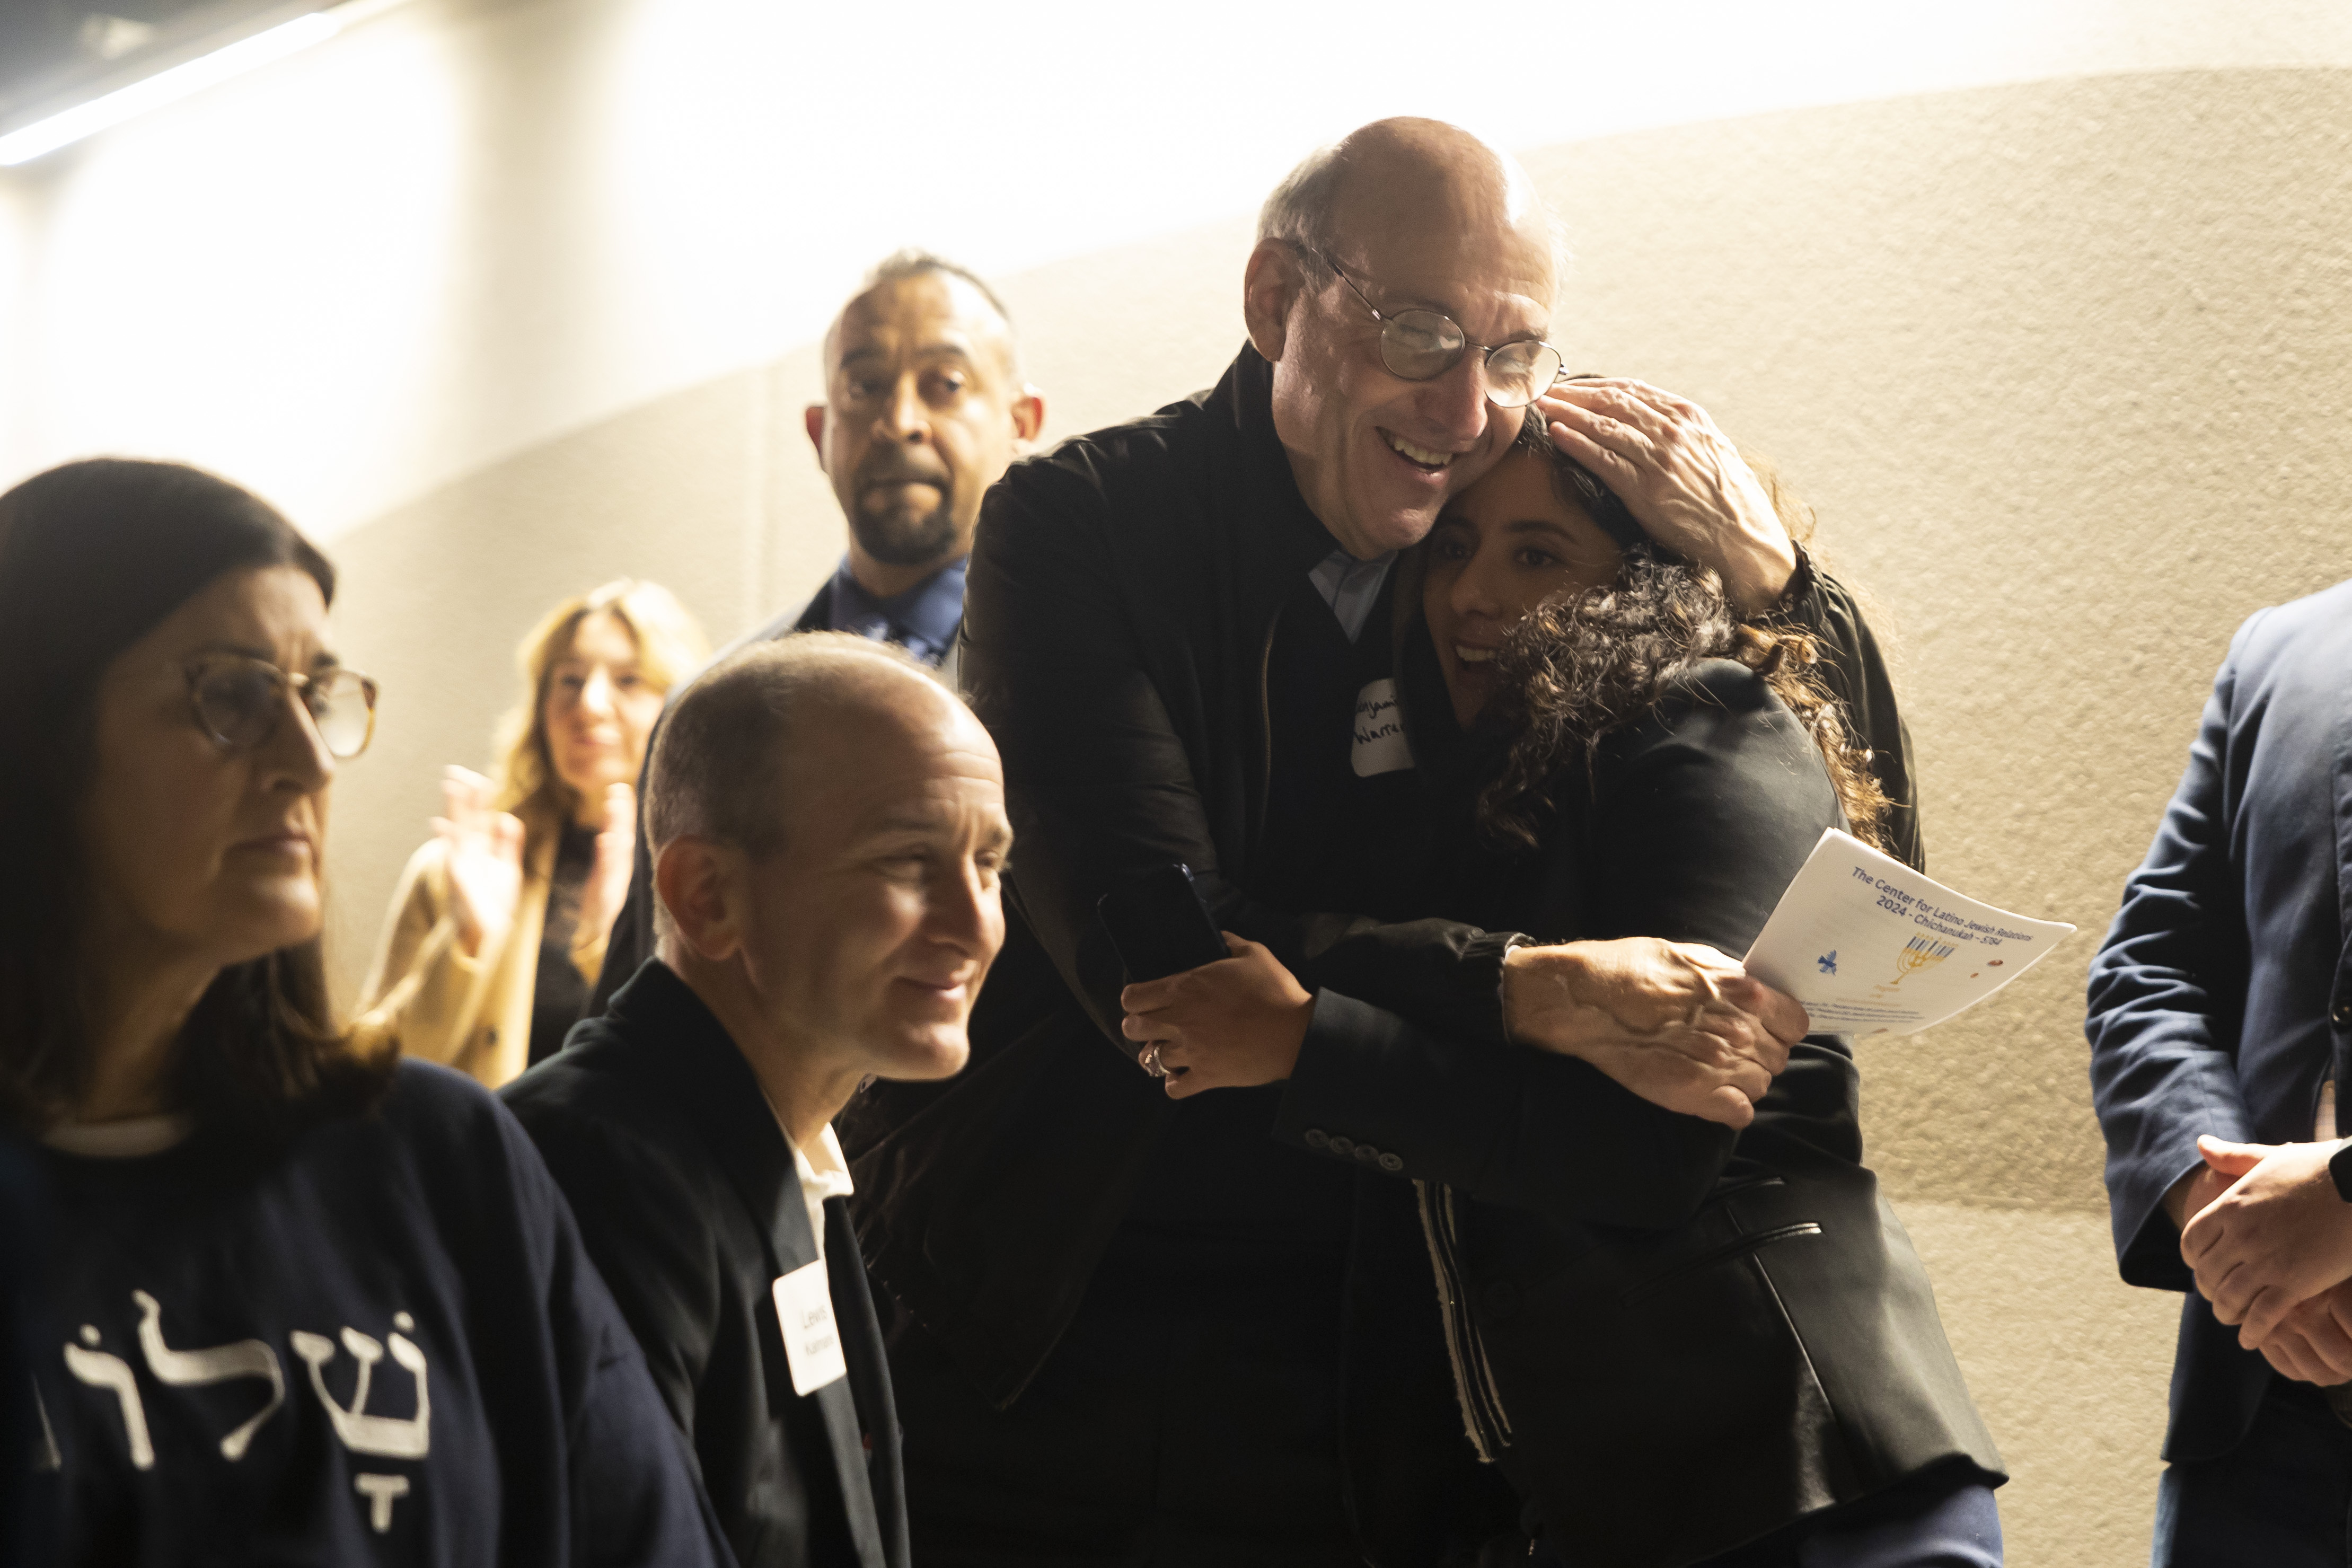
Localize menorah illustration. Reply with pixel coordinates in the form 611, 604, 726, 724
1890, 935, 1957, 985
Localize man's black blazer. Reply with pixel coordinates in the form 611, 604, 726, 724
503, 960, 909, 1568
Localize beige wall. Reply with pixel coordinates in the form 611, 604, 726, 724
313, 67, 2352, 1564
11, 0, 2352, 536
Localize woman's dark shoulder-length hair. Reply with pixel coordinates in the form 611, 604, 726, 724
1476, 422, 1889, 852
0, 458, 395, 1139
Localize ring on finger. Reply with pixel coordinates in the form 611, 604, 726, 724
1138, 1042, 1166, 1078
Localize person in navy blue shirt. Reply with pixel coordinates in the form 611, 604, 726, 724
0, 457, 726, 1567
2088, 577, 2352, 1567
590, 250, 1042, 1014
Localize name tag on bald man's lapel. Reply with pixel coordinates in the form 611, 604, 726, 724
772, 1261, 847, 1395
1352, 679, 1414, 777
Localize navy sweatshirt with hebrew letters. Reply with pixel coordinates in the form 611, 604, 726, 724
29, 1059, 725, 1567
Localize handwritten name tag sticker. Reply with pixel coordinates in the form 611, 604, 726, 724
771, 1261, 847, 1396
1351, 679, 1414, 777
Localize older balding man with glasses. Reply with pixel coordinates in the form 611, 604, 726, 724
844, 119, 1927, 1566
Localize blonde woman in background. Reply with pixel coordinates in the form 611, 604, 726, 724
361, 578, 707, 1087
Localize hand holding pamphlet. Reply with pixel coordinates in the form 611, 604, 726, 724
1742, 830, 2075, 1037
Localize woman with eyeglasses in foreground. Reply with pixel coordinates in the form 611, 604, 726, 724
359, 578, 704, 1088
1121, 420, 2006, 1567
0, 460, 724, 1564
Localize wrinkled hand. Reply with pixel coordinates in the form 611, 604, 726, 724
575, 781, 636, 947
2183, 1136, 2352, 1344
1120, 935, 1315, 1100
1536, 379, 1797, 613
2249, 1279, 2352, 1384
1502, 938, 1805, 1129
433, 766, 525, 957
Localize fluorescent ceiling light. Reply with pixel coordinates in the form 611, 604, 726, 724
0, 6, 362, 168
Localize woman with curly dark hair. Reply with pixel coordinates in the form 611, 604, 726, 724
0, 459, 723, 1565
1122, 426, 2006, 1567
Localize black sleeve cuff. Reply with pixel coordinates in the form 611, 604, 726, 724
1274, 990, 1511, 1188
1294, 923, 1525, 1044
2330, 1141, 2352, 1203
1752, 540, 1818, 626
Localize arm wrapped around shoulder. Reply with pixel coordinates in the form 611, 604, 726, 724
1501, 661, 1865, 1176
1279, 989, 1736, 1229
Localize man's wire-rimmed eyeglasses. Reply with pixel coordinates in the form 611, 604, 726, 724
1299, 244, 1565, 409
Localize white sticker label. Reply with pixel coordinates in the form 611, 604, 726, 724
1351, 679, 1415, 777
771, 1261, 847, 1396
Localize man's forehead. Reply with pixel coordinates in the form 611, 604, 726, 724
788, 688, 996, 785
800, 755, 1009, 849
829, 272, 1008, 362
1347, 229, 1555, 331
1323, 151, 1558, 327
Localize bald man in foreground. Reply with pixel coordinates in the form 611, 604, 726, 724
507, 635, 1010, 1568
846, 121, 1944, 1564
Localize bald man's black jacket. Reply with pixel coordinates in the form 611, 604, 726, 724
506, 961, 909, 1568
840, 345, 1929, 1564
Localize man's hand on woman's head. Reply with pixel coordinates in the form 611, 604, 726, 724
1120, 935, 1315, 1100
1535, 379, 1798, 615
1502, 938, 1806, 1130
434, 765, 526, 958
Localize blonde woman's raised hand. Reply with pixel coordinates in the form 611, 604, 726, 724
577, 781, 636, 954
433, 765, 526, 958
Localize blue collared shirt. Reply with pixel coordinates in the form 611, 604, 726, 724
825, 554, 968, 667
1308, 548, 1396, 644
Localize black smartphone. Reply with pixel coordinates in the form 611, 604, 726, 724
1096, 863, 1230, 982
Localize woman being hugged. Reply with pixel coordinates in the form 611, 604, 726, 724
361, 578, 704, 1085
1123, 421, 2006, 1567
0, 460, 721, 1565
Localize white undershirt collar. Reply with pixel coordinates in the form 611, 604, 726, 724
761, 1095, 855, 1261
42, 1112, 195, 1158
